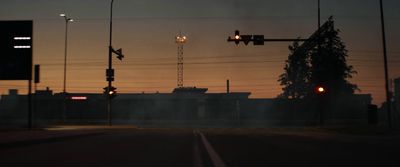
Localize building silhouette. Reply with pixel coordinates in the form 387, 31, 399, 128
0, 87, 372, 127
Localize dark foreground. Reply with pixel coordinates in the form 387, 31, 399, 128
0, 126, 399, 167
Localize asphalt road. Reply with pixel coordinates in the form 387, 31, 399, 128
204, 129, 400, 167
1, 128, 399, 167
0, 129, 194, 167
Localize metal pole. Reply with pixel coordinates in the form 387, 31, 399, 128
227, 79, 230, 94
63, 19, 68, 93
379, 0, 392, 129
107, 0, 114, 126
28, 80, 32, 130
264, 39, 307, 42
317, 0, 323, 126
62, 17, 69, 123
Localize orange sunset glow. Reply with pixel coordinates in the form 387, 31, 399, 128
1, 0, 399, 105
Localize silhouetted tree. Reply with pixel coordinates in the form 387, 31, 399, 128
309, 20, 358, 95
278, 40, 311, 99
279, 17, 358, 99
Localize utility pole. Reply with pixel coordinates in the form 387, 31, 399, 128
379, 0, 392, 129
317, 0, 323, 126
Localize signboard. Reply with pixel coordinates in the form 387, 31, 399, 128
0, 21, 33, 80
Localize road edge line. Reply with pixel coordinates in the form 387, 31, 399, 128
198, 131, 227, 167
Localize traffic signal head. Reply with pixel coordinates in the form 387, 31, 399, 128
241, 35, 252, 46
253, 35, 265, 45
234, 30, 240, 45
103, 86, 117, 99
111, 47, 124, 61
234, 30, 240, 40
109, 89, 115, 95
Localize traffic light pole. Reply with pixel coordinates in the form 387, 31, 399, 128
227, 38, 307, 43
105, 0, 124, 126
107, 0, 114, 126
28, 79, 32, 130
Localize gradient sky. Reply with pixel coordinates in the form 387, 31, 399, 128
0, 0, 399, 105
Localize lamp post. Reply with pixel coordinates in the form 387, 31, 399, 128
60, 13, 73, 122
379, 0, 392, 129
60, 13, 73, 93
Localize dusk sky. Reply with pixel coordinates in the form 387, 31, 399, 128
0, 0, 399, 105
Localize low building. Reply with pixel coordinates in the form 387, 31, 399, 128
0, 87, 372, 127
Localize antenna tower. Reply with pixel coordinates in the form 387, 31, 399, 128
175, 32, 187, 88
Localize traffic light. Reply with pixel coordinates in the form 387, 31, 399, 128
253, 35, 265, 45
241, 35, 252, 45
111, 47, 124, 61
232, 30, 240, 45
103, 86, 117, 99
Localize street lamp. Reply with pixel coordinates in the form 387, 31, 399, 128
60, 13, 73, 122
60, 13, 73, 93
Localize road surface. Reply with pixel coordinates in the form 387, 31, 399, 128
0, 127, 399, 167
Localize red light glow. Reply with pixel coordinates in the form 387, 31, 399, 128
317, 87, 325, 93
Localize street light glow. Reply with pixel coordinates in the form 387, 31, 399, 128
60, 13, 66, 17
176, 35, 187, 43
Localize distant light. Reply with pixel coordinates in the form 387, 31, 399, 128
14, 37, 31, 40
317, 87, 325, 93
60, 13, 66, 17
14, 46, 31, 49
68, 19, 74, 22
71, 96, 87, 100
109, 91, 115, 95
176, 35, 187, 43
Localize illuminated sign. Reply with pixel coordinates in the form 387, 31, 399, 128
71, 96, 88, 100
